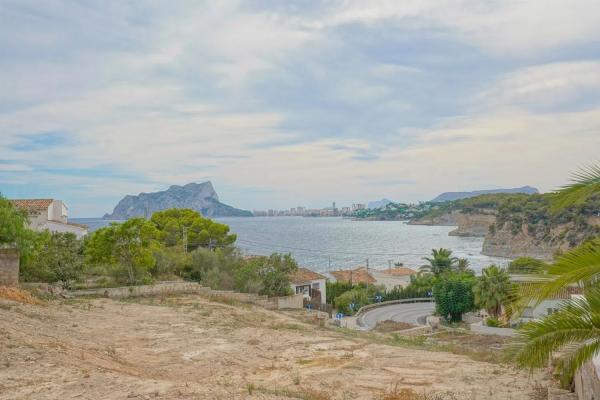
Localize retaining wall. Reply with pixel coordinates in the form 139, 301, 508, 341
574, 357, 600, 400
0, 248, 19, 286
470, 321, 517, 337
68, 281, 304, 310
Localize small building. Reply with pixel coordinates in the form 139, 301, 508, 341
372, 267, 417, 290
329, 267, 376, 285
11, 199, 88, 239
290, 267, 327, 305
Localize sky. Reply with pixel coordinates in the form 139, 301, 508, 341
1, 1, 599, 217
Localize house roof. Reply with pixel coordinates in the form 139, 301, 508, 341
330, 267, 376, 284
10, 199, 53, 212
290, 267, 326, 284
381, 267, 417, 277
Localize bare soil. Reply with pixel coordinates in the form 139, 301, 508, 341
0, 294, 551, 399
374, 320, 416, 333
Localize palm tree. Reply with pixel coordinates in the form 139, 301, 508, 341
513, 289, 600, 387
512, 163, 600, 383
419, 248, 458, 276
456, 258, 472, 273
473, 265, 511, 317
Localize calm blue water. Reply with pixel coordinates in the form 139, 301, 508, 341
72, 217, 508, 273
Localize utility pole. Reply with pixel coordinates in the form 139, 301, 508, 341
388, 259, 392, 271
366, 258, 369, 290
328, 256, 331, 272
182, 227, 188, 253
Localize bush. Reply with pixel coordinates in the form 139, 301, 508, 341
21, 232, 85, 288
507, 257, 548, 274
485, 317, 502, 327
433, 272, 476, 322
334, 285, 383, 315
326, 281, 363, 305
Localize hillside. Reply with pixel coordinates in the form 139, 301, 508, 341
0, 294, 549, 399
104, 181, 252, 219
412, 193, 600, 259
482, 193, 600, 259
431, 186, 538, 202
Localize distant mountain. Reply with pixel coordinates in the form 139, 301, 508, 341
103, 181, 252, 219
367, 198, 394, 209
431, 186, 539, 202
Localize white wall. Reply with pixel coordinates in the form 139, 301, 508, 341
27, 209, 49, 230
45, 221, 88, 239
48, 200, 67, 223
519, 299, 566, 322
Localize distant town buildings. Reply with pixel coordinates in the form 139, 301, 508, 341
352, 203, 366, 211
10, 199, 88, 238
253, 201, 366, 217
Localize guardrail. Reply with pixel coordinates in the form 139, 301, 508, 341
355, 297, 435, 327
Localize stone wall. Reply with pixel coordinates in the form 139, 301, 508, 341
0, 248, 19, 286
68, 281, 304, 310
574, 358, 600, 400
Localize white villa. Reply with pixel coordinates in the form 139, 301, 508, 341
11, 199, 88, 239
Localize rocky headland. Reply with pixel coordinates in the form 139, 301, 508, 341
104, 181, 252, 219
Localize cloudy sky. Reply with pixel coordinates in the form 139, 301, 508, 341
1, 1, 599, 216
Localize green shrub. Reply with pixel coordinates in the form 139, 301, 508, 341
20, 232, 85, 288
507, 257, 548, 274
334, 285, 383, 315
433, 272, 476, 322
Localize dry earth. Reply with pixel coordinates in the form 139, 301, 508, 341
0, 295, 551, 400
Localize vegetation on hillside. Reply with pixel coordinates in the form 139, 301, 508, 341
511, 164, 600, 386
2, 199, 295, 296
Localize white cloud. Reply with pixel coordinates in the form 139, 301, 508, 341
476, 61, 600, 110
310, 0, 600, 57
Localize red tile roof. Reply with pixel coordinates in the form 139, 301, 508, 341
330, 267, 376, 284
10, 199, 53, 211
290, 267, 326, 284
381, 267, 417, 277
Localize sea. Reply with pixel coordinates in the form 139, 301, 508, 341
72, 216, 509, 274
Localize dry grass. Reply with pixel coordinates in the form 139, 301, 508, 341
374, 320, 417, 332
256, 385, 332, 400
0, 286, 44, 305
379, 385, 464, 400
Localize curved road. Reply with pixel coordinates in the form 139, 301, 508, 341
360, 302, 436, 329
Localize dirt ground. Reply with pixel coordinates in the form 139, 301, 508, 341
0, 294, 551, 400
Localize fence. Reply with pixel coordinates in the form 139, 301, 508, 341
303, 298, 333, 317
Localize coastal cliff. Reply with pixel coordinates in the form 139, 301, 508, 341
448, 212, 496, 237
482, 217, 600, 260
104, 181, 252, 219
410, 193, 600, 259
410, 210, 495, 237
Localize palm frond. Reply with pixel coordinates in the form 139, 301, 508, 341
551, 163, 600, 212
525, 238, 600, 305
512, 290, 600, 382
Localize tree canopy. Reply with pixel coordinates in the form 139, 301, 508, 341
150, 208, 236, 251
473, 265, 512, 317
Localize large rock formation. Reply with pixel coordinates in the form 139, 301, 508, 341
431, 186, 538, 202
482, 216, 600, 260
448, 212, 496, 237
409, 210, 495, 237
103, 182, 252, 219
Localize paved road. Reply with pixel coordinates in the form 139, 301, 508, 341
360, 302, 436, 329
